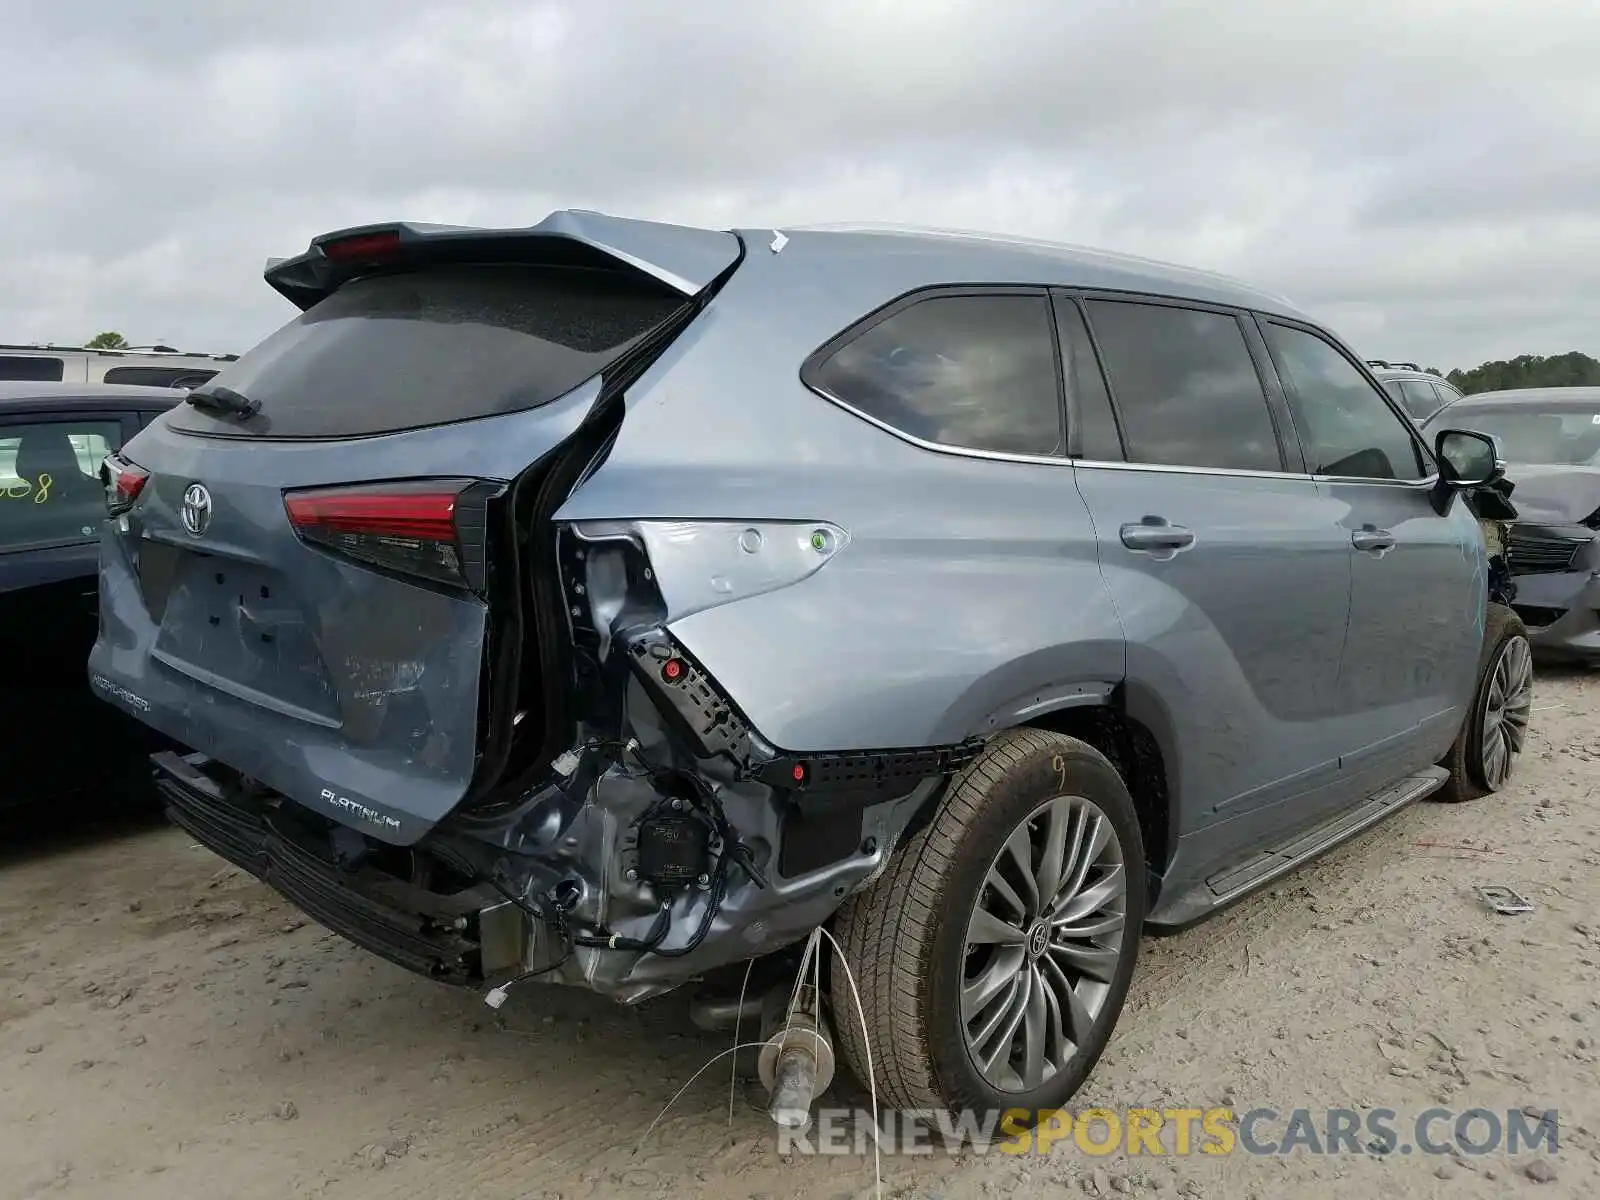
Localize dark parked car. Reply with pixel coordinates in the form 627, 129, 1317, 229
93, 213, 1529, 1126
1423, 386, 1600, 661
2, 382, 184, 807
1368, 361, 1465, 426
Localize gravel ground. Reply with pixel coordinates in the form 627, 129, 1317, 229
2, 667, 1597, 1200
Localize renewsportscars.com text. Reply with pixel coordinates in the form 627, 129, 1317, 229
777, 1106, 1560, 1159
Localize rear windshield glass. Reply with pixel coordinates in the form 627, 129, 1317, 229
167, 265, 686, 439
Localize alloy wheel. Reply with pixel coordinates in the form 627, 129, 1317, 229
960, 794, 1128, 1093
1480, 634, 1533, 790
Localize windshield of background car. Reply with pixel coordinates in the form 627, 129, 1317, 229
1425, 404, 1600, 467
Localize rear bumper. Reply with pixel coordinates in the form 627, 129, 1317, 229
153, 751, 516, 984
148, 620, 979, 1004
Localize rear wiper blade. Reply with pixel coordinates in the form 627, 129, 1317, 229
186, 384, 261, 419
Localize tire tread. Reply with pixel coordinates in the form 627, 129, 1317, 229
831, 727, 1139, 1114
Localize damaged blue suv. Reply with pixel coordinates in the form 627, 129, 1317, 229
92, 212, 1530, 1125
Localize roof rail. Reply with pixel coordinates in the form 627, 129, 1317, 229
1366, 359, 1423, 372
0, 343, 237, 361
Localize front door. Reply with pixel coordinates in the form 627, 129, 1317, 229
1256, 319, 1483, 785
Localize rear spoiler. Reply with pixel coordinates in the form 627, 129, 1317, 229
263, 210, 742, 311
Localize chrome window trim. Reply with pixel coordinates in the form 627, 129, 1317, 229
1312, 472, 1441, 488
1070, 457, 1312, 481
805, 384, 1073, 467
811, 385, 1450, 488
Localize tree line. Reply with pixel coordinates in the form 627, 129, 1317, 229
1434, 351, 1600, 395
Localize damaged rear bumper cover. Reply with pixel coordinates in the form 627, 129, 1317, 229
154, 632, 982, 1003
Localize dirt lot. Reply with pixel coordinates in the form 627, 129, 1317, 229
3, 669, 1598, 1200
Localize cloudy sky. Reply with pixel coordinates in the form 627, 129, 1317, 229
3, 0, 1596, 371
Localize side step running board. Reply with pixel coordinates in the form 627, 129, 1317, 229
1147, 767, 1447, 931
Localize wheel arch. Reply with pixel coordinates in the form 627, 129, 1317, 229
1017, 694, 1175, 887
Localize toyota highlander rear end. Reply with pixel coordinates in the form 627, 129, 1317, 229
90, 211, 984, 1001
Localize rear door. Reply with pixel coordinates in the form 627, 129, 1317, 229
1256, 319, 1482, 786
1066, 293, 1356, 839
91, 227, 738, 843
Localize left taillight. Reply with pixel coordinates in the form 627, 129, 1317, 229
104, 453, 150, 516
283, 479, 492, 591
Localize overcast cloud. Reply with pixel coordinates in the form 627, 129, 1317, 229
2, 0, 1596, 369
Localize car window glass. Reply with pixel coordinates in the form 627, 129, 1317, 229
166, 265, 688, 440
103, 365, 218, 388
810, 294, 1062, 456
1398, 379, 1440, 420
1053, 299, 1122, 460
0, 355, 65, 382
1263, 324, 1425, 480
1432, 381, 1462, 406
0, 420, 120, 552
1430, 406, 1600, 467
1082, 300, 1281, 471
1381, 380, 1406, 404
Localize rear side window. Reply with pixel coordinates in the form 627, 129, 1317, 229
1263, 323, 1425, 481
1433, 380, 1463, 406
0, 420, 120, 551
0, 355, 65, 382
103, 365, 218, 389
807, 293, 1063, 456
1084, 301, 1282, 472
166, 265, 687, 439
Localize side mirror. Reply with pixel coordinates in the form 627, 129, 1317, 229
1434, 428, 1505, 488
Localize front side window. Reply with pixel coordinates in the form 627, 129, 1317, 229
0, 420, 120, 552
1083, 300, 1282, 472
808, 293, 1063, 456
1263, 323, 1425, 480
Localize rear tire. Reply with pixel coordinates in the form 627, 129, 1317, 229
830, 728, 1145, 1127
1434, 603, 1532, 803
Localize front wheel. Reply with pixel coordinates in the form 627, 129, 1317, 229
1436, 603, 1532, 802
830, 729, 1145, 1125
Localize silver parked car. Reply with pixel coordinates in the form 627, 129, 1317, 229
1423, 386, 1600, 662
92, 213, 1529, 1125
1368, 360, 1465, 426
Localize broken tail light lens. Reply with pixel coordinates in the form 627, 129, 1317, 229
104, 454, 150, 515
284, 479, 490, 590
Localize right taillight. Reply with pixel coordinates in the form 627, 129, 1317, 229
104, 454, 150, 515
284, 479, 489, 590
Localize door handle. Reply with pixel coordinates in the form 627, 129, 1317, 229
1120, 519, 1196, 553
1351, 525, 1396, 553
